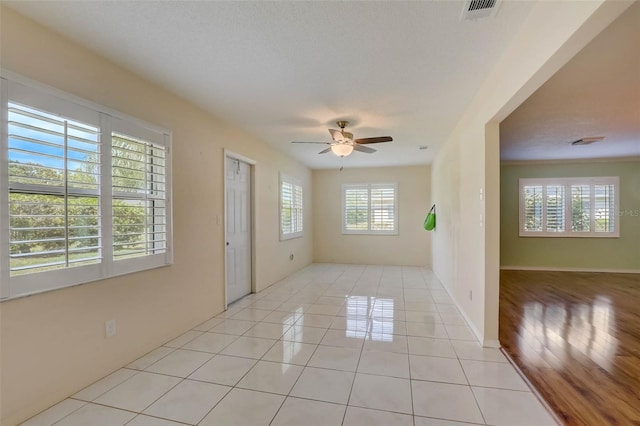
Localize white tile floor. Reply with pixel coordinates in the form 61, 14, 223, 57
21, 264, 558, 426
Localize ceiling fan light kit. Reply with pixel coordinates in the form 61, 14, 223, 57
331, 143, 354, 157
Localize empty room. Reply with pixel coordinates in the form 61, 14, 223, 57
498, 3, 640, 424
1, 1, 638, 426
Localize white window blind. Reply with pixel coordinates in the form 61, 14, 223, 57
545, 185, 565, 233
280, 174, 303, 240
344, 186, 370, 231
571, 184, 591, 232
1, 77, 172, 300
370, 186, 396, 231
8, 103, 101, 276
294, 183, 303, 232
343, 183, 398, 235
594, 183, 615, 233
519, 177, 619, 238
522, 185, 543, 232
112, 132, 167, 260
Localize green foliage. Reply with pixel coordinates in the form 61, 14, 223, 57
523, 190, 542, 231
112, 134, 147, 192
9, 162, 63, 186
8, 161, 147, 267
571, 194, 590, 232
345, 190, 369, 230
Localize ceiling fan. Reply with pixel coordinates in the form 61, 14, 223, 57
292, 121, 393, 157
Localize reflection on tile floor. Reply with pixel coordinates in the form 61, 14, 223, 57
21, 264, 557, 426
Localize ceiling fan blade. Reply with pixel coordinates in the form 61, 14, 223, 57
353, 144, 376, 154
318, 147, 332, 154
291, 141, 331, 144
354, 136, 393, 144
328, 129, 342, 141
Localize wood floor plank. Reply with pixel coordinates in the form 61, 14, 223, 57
499, 270, 640, 426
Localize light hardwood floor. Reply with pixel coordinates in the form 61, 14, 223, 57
499, 270, 640, 426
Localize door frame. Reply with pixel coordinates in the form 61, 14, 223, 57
223, 149, 256, 309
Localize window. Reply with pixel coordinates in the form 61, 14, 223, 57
280, 174, 303, 240
7, 103, 101, 277
519, 177, 619, 237
111, 130, 167, 263
343, 183, 398, 235
1, 77, 172, 299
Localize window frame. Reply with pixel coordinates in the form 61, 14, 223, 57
342, 183, 398, 235
519, 176, 619, 238
279, 173, 303, 240
0, 75, 173, 300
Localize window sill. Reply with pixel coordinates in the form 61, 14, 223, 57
342, 231, 399, 236
280, 233, 303, 241
519, 233, 620, 238
1, 258, 173, 302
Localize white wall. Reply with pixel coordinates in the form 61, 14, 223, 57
313, 166, 431, 267
431, 0, 633, 346
0, 8, 312, 425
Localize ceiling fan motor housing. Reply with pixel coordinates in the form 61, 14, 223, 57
341, 131, 353, 141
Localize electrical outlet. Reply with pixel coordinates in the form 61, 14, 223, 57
105, 319, 116, 338
289, 254, 294, 261
469, 290, 473, 301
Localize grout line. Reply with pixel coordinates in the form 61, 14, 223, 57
124, 405, 197, 426
403, 274, 418, 426
79, 375, 187, 423
177, 382, 232, 425
70, 369, 141, 403
457, 350, 488, 425
339, 266, 373, 425
271, 267, 345, 425
24, 400, 89, 426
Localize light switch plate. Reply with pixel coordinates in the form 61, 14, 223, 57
105, 319, 116, 338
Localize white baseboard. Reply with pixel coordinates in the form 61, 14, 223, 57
501, 265, 640, 274
482, 339, 501, 348
433, 272, 496, 348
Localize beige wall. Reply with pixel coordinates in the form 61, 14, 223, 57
501, 159, 640, 271
1, 1, 636, 423
313, 166, 431, 267
430, 0, 632, 346
0, 8, 312, 425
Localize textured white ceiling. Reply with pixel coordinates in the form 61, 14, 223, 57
8, 2, 638, 167
6, 0, 540, 169
500, 1, 640, 161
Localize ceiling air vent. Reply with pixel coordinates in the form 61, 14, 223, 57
461, 0, 502, 21
571, 136, 606, 146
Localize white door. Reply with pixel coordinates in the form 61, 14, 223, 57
225, 157, 252, 304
